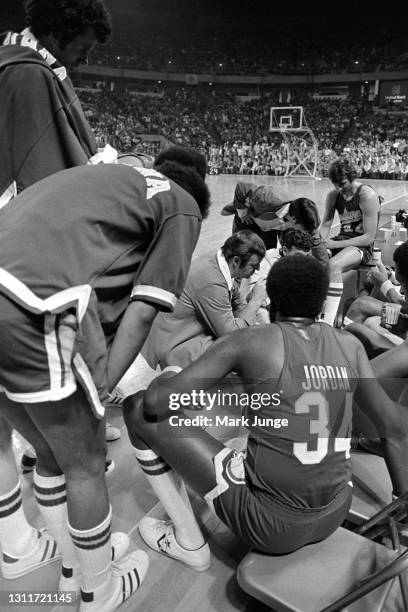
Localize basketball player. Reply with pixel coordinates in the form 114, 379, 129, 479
123, 255, 408, 567
0, 147, 211, 609
344, 243, 408, 356
320, 159, 381, 326
0, 0, 114, 586
0, 0, 112, 204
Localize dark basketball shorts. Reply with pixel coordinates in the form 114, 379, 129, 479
0, 292, 107, 418
331, 235, 373, 265
204, 447, 352, 554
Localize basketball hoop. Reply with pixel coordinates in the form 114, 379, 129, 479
269, 106, 319, 179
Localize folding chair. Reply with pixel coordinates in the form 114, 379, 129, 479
237, 493, 408, 612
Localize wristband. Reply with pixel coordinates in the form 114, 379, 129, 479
380, 280, 394, 297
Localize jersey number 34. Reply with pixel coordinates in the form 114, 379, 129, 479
293, 391, 352, 465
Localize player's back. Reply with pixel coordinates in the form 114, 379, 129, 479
0, 163, 199, 298
244, 321, 358, 509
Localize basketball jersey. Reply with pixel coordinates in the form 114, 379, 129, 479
0, 163, 201, 334
334, 184, 378, 240
244, 322, 358, 509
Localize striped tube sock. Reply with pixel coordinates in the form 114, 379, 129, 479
33, 471, 78, 573
69, 507, 112, 592
323, 282, 343, 326
0, 482, 36, 556
133, 446, 205, 550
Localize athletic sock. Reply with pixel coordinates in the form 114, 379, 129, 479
0, 482, 36, 556
323, 282, 343, 326
133, 446, 205, 550
69, 507, 112, 592
33, 471, 78, 573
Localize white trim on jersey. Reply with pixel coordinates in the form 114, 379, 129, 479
0, 268, 92, 321
73, 354, 106, 419
204, 447, 246, 513
130, 284, 177, 310
0, 181, 17, 209
3, 380, 77, 404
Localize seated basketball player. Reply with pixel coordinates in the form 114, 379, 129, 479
345, 242, 408, 357
0, 146, 210, 609
320, 159, 381, 326
123, 255, 408, 568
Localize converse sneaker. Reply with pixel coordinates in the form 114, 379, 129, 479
1, 528, 60, 579
138, 517, 211, 571
105, 422, 121, 442
79, 550, 149, 612
59, 532, 130, 596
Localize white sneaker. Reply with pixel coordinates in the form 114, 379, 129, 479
79, 550, 149, 611
105, 458, 115, 474
1, 528, 60, 579
138, 517, 211, 571
106, 422, 121, 442
59, 532, 130, 596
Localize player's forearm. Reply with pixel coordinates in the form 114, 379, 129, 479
384, 287, 405, 304
107, 300, 159, 392
318, 222, 332, 241
236, 297, 264, 325
382, 435, 408, 497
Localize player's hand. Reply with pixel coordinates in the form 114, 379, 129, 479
241, 214, 254, 225
250, 280, 267, 305
368, 262, 388, 286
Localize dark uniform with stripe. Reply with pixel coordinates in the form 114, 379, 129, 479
331, 185, 380, 263
0, 164, 201, 415
207, 322, 356, 553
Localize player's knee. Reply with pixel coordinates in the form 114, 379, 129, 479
62, 448, 106, 482
123, 391, 157, 446
35, 448, 63, 477
327, 257, 343, 275
346, 296, 365, 320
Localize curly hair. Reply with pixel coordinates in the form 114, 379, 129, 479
155, 146, 208, 180
24, 0, 111, 47
280, 228, 313, 253
266, 254, 328, 319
